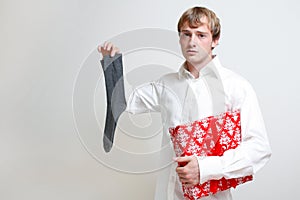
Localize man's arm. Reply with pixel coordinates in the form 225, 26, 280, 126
197, 82, 272, 184
173, 81, 271, 187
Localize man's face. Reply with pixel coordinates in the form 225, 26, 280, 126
179, 19, 218, 67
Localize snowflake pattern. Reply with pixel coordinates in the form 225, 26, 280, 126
169, 110, 253, 200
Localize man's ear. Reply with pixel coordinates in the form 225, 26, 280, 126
211, 38, 219, 49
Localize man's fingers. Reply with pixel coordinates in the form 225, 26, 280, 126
99, 46, 109, 57
106, 42, 113, 51
97, 45, 102, 53
98, 42, 120, 57
110, 47, 120, 57
184, 183, 195, 188
178, 175, 195, 185
103, 41, 109, 49
98, 42, 119, 58
174, 156, 193, 164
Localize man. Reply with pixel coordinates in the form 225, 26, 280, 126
98, 6, 271, 200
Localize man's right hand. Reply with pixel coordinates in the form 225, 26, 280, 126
98, 42, 120, 58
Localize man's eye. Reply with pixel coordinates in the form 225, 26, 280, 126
198, 34, 206, 38
184, 33, 191, 37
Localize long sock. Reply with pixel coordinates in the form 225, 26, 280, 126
100, 54, 127, 152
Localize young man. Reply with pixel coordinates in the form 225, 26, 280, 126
99, 6, 271, 200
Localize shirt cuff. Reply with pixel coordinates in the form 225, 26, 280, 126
197, 156, 223, 184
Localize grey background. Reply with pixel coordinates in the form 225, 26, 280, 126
0, 0, 299, 199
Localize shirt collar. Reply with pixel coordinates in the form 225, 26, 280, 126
178, 55, 222, 80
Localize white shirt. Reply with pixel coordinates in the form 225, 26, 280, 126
126, 56, 271, 200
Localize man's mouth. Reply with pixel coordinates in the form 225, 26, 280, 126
187, 49, 198, 54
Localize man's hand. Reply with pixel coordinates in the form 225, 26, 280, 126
97, 41, 120, 57
174, 156, 200, 187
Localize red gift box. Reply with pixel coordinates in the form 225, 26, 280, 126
169, 110, 253, 199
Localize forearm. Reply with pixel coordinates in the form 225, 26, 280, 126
197, 85, 272, 184
197, 140, 271, 184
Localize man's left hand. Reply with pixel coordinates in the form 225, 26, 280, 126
174, 156, 200, 187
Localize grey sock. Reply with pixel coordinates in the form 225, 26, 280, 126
101, 54, 127, 152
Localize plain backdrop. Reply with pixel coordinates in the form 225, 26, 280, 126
0, 0, 299, 199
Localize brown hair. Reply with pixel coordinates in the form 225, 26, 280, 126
177, 7, 221, 41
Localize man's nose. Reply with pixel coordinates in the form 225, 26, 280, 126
188, 34, 197, 46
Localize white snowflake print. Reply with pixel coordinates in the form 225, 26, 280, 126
202, 120, 209, 128
186, 124, 193, 132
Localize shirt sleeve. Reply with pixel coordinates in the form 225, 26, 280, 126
126, 82, 162, 114
197, 82, 272, 184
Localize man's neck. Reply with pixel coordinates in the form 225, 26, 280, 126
186, 56, 213, 78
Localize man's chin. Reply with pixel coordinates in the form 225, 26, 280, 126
187, 58, 204, 65
187, 55, 210, 64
